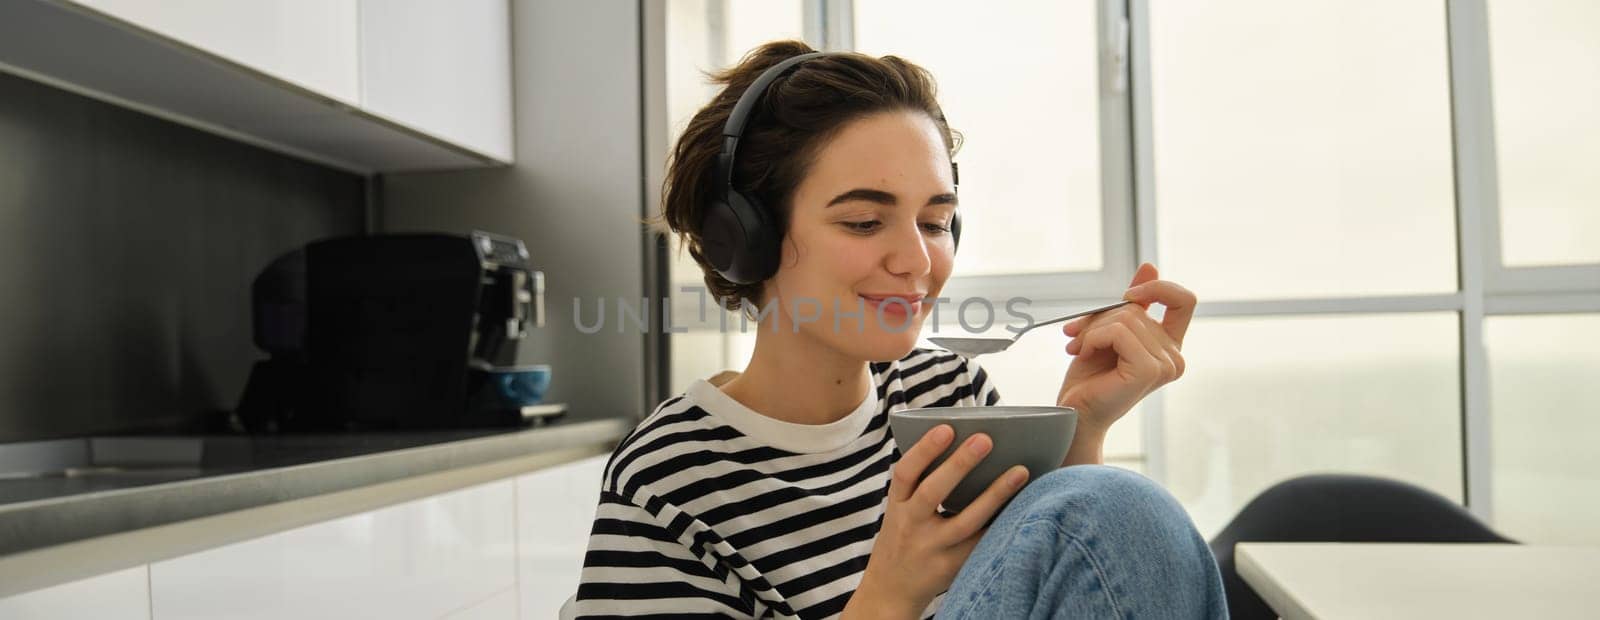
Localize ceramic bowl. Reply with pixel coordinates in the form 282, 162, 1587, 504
888, 406, 1076, 512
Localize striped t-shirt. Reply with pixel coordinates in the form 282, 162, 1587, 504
573, 347, 1002, 619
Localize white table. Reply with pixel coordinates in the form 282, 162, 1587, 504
1235, 543, 1600, 619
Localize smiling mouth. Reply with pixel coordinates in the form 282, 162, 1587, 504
857, 293, 926, 303
857, 294, 924, 316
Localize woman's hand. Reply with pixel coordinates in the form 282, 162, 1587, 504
844, 424, 1029, 620
1055, 262, 1196, 465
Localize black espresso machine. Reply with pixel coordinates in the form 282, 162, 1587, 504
236, 231, 562, 432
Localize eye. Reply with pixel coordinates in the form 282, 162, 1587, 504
841, 220, 882, 233
921, 221, 952, 234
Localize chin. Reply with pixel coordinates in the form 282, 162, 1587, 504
829, 327, 922, 363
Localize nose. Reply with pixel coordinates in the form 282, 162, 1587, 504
883, 218, 932, 278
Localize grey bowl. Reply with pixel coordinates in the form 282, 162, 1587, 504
888, 406, 1076, 512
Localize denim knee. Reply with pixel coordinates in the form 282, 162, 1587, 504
954, 466, 1228, 619
1009, 465, 1198, 544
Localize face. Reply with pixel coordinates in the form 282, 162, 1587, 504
761, 110, 958, 362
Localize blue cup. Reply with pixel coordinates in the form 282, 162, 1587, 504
490, 365, 551, 407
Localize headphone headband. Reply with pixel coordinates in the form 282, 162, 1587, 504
717, 52, 830, 191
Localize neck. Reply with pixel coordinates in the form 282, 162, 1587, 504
719, 316, 873, 426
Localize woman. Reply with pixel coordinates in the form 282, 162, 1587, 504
574, 41, 1226, 619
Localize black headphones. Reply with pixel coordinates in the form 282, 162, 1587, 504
699, 51, 962, 285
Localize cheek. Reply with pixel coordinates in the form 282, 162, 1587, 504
778, 228, 958, 294
783, 230, 878, 281
832, 239, 884, 277
929, 241, 956, 286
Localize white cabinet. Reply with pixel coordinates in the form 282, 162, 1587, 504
0, 566, 150, 620
359, 0, 514, 163
0, 0, 512, 171
0, 455, 612, 618
72, 0, 362, 105
149, 480, 516, 619
515, 455, 608, 619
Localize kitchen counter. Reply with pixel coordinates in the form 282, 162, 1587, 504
0, 416, 632, 597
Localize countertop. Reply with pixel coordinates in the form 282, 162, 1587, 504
0, 416, 632, 597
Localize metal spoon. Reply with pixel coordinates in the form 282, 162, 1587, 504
926, 300, 1132, 358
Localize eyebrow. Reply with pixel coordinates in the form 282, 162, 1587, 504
825, 188, 959, 208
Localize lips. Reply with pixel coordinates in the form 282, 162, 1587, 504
858, 293, 924, 316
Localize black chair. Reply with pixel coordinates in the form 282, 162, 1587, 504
1208, 474, 1515, 619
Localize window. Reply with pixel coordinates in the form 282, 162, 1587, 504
1143, 0, 1468, 535
1485, 0, 1600, 267
1162, 313, 1463, 536
1139, 0, 1598, 537
1486, 314, 1600, 544
1149, 0, 1458, 301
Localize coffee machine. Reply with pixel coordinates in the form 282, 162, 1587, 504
237, 231, 560, 432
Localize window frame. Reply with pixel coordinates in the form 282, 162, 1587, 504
1445, 0, 1600, 522
1123, 0, 1600, 523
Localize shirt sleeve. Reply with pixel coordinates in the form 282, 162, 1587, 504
573, 489, 761, 618
965, 358, 1003, 406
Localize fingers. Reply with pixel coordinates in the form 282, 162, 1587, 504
1129, 262, 1159, 288
1124, 279, 1197, 347
889, 424, 954, 503
1070, 321, 1163, 380
1068, 317, 1184, 385
911, 432, 993, 512
1064, 263, 1197, 348
944, 465, 1028, 542
1063, 304, 1127, 337
1067, 304, 1142, 353
1066, 304, 1172, 361
1117, 312, 1183, 383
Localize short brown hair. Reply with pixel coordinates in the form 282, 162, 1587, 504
649, 40, 961, 311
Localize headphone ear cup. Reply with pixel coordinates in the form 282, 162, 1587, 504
699, 197, 743, 279
732, 191, 781, 284
701, 190, 780, 285
950, 210, 962, 254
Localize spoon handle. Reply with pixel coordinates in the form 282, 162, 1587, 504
1023, 300, 1132, 333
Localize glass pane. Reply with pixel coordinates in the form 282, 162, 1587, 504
664, 0, 805, 391
1486, 314, 1600, 543
1150, 0, 1458, 300
1486, 0, 1600, 267
854, 0, 1103, 275
1162, 313, 1463, 538
723, 1, 805, 68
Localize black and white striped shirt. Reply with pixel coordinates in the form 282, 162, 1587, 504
574, 348, 1002, 619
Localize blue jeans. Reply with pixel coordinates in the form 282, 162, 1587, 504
937, 465, 1229, 619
